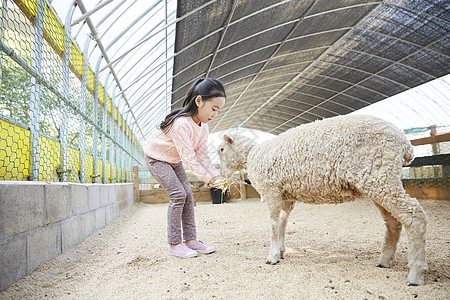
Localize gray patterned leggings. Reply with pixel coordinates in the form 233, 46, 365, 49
145, 156, 196, 245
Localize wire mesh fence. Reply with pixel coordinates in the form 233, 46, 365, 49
0, 0, 143, 183
0, 0, 448, 190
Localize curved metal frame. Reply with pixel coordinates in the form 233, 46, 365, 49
60, 0, 449, 142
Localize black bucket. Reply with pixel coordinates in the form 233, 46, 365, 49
209, 187, 226, 204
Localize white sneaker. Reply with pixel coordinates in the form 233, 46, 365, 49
168, 244, 198, 258
185, 240, 216, 254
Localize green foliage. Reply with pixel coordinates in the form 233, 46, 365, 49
0, 57, 31, 125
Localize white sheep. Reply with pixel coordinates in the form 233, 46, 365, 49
218, 115, 428, 286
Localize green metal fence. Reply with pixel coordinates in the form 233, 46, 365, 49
0, 0, 143, 183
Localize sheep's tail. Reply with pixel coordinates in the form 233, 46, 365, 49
403, 141, 415, 166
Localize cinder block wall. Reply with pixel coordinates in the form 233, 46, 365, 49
0, 181, 133, 291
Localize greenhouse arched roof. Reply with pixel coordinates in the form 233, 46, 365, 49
51, 0, 449, 141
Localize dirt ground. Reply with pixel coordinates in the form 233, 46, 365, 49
1, 197, 449, 299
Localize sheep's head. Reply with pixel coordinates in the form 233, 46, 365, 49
218, 134, 255, 178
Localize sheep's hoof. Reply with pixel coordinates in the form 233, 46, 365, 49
266, 259, 279, 265
407, 269, 425, 286
407, 271, 425, 286
377, 257, 392, 268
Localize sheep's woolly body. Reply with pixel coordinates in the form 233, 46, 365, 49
247, 115, 413, 205
218, 114, 428, 286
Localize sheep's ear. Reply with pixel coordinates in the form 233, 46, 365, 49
223, 134, 233, 144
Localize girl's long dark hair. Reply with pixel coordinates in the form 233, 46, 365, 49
159, 78, 226, 133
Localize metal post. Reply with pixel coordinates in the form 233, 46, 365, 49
116, 114, 119, 182
430, 125, 440, 178
80, 38, 91, 183
125, 121, 130, 182
60, 2, 77, 182
122, 116, 126, 182
123, 125, 127, 182
102, 72, 111, 184
120, 116, 124, 182
116, 105, 120, 182
130, 124, 135, 164
0, 0, 5, 83
111, 85, 117, 183
29, 0, 45, 181
93, 58, 101, 183
116, 104, 121, 183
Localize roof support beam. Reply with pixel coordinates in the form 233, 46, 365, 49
75, 0, 145, 140
206, 0, 238, 77
269, 31, 450, 133
213, 0, 320, 131
95, 0, 129, 28
100, 0, 218, 72
71, 0, 114, 26
105, 0, 163, 51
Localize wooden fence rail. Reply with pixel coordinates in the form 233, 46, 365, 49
404, 132, 449, 200
128, 166, 259, 204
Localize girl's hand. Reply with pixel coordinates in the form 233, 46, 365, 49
209, 176, 226, 189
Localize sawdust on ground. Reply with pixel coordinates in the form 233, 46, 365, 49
1, 197, 449, 299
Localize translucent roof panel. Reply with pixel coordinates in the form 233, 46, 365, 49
351, 74, 450, 130
52, 0, 177, 141
49, 0, 449, 143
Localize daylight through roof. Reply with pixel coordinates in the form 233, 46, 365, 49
14, 0, 450, 142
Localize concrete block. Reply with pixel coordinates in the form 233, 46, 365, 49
70, 184, 89, 215
127, 192, 134, 207
105, 204, 119, 225
108, 185, 117, 205
119, 200, 128, 214
117, 183, 133, 202
95, 208, 106, 231
27, 223, 61, 274
87, 184, 101, 210
117, 184, 126, 202
61, 216, 82, 253
80, 211, 96, 239
116, 183, 133, 212
114, 202, 120, 218
100, 185, 110, 207
119, 184, 134, 207
45, 183, 70, 224
0, 181, 45, 238
0, 235, 27, 291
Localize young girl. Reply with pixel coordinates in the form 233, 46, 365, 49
143, 78, 227, 258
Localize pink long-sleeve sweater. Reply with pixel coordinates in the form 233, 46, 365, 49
142, 116, 219, 183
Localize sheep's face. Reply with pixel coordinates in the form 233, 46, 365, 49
218, 134, 251, 177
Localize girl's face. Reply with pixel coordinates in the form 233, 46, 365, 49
193, 96, 226, 124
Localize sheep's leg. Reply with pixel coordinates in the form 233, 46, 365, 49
373, 202, 402, 268
403, 198, 428, 286
279, 201, 294, 259
373, 194, 428, 285
266, 202, 282, 265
